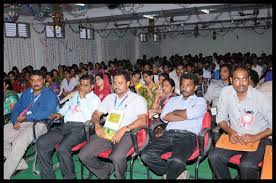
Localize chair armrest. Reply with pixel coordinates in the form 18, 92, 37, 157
129, 126, 150, 155
198, 127, 213, 158
83, 120, 94, 142
32, 118, 64, 142
212, 125, 222, 144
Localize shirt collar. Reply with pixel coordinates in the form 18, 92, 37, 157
182, 93, 197, 102
116, 89, 130, 101
30, 86, 45, 94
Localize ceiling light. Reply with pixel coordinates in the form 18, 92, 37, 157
75, 4, 85, 6
201, 9, 209, 14
143, 14, 157, 19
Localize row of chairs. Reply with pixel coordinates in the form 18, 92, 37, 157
33, 112, 212, 179
8, 110, 266, 179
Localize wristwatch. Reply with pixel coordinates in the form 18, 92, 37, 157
126, 126, 131, 132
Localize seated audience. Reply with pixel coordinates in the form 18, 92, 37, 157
138, 70, 159, 109
94, 72, 111, 101
249, 69, 259, 88
129, 71, 142, 93
141, 73, 206, 179
4, 77, 19, 117
36, 75, 101, 179
204, 64, 232, 109
60, 69, 79, 98
4, 70, 58, 179
8, 71, 23, 93
208, 65, 272, 179
79, 70, 147, 179
149, 78, 178, 116
45, 72, 61, 95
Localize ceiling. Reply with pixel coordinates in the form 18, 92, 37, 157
4, 3, 272, 30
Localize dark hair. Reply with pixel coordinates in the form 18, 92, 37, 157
4, 77, 13, 90
96, 72, 104, 80
158, 72, 169, 80
220, 64, 232, 74
40, 66, 47, 72
250, 69, 259, 86
12, 66, 19, 74
30, 70, 45, 78
231, 64, 250, 77
8, 71, 15, 77
132, 71, 141, 78
114, 70, 131, 82
163, 78, 175, 92
46, 72, 54, 78
142, 70, 153, 77
80, 75, 95, 85
180, 72, 198, 85
51, 69, 58, 74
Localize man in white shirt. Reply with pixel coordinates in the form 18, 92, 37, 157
251, 58, 263, 78
60, 69, 79, 97
36, 75, 101, 179
79, 70, 147, 179
170, 63, 185, 95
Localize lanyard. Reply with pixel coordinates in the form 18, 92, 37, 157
20, 92, 42, 116
114, 94, 128, 109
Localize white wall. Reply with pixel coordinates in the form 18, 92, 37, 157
4, 20, 272, 73
160, 28, 272, 57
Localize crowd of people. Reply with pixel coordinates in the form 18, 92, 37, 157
3, 51, 272, 179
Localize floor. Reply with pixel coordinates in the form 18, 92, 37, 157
11, 145, 239, 179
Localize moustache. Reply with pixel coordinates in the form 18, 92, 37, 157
34, 85, 40, 87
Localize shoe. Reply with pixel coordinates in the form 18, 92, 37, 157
176, 170, 190, 179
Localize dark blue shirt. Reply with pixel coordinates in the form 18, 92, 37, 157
11, 86, 59, 124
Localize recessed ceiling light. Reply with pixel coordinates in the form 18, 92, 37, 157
143, 14, 157, 19
75, 4, 85, 6
201, 9, 209, 14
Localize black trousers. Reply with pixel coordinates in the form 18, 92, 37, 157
141, 130, 197, 179
36, 122, 85, 179
208, 138, 270, 179
78, 134, 133, 179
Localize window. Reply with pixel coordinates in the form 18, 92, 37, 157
80, 27, 94, 39
46, 25, 65, 38
5, 22, 30, 38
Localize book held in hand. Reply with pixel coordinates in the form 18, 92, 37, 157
102, 110, 124, 141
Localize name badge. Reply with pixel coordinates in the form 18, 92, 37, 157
27, 111, 32, 115
241, 112, 254, 129
210, 107, 217, 116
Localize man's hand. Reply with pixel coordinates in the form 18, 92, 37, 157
229, 131, 241, 144
239, 134, 260, 145
49, 113, 62, 120
95, 123, 105, 138
13, 122, 21, 130
112, 127, 127, 144
16, 116, 26, 123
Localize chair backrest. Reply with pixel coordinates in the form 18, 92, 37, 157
136, 113, 150, 150
202, 111, 212, 149
202, 111, 212, 129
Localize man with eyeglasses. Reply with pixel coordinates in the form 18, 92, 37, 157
208, 65, 272, 179
36, 75, 101, 179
